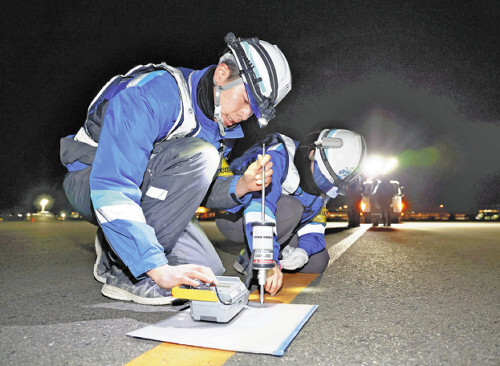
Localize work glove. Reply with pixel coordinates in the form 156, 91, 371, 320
281, 245, 293, 259
280, 246, 309, 270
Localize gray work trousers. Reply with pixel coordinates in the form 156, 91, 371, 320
63, 137, 225, 276
216, 194, 330, 273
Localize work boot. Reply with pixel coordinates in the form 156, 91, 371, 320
93, 228, 114, 284
101, 266, 174, 305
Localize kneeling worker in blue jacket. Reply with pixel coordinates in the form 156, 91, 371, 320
59, 33, 292, 305
216, 127, 366, 295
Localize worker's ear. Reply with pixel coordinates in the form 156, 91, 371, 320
308, 149, 315, 161
214, 63, 231, 85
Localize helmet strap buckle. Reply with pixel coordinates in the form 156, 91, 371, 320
213, 77, 244, 136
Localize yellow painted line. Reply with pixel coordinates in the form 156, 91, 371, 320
125, 273, 319, 366
248, 273, 319, 304
126, 343, 234, 366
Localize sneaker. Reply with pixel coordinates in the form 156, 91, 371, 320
233, 249, 250, 276
93, 229, 112, 284
101, 266, 174, 305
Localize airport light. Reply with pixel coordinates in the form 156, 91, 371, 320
362, 155, 399, 177
40, 198, 49, 212
384, 157, 398, 175
360, 201, 366, 211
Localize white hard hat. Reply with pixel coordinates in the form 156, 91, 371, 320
313, 129, 367, 197
223, 32, 292, 127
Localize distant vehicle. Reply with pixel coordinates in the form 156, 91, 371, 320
361, 179, 404, 224
66, 212, 83, 220
326, 209, 348, 222
475, 209, 499, 221
454, 213, 469, 221
30, 211, 56, 221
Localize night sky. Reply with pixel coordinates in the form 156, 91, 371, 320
1, 1, 498, 213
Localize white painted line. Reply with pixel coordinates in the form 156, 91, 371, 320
327, 224, 370, 267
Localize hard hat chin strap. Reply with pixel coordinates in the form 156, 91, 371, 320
312, 162, 340, 198
213, 77, 243, 136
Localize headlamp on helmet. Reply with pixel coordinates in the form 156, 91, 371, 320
223, 32, 291, 127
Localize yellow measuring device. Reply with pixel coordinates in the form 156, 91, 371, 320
172, 276, 249, 323
172, 285, 219, 302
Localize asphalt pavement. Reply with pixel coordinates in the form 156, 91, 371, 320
0, 220, 498, 365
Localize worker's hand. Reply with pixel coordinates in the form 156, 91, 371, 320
147, 264, 217, 289
265, 261, 283, 296
280, 246, 309, 270
236, 154, 273, 198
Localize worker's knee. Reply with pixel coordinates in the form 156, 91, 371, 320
147, 137, 220, 189
275, 196, 304, 243
276, 195, 304, 224
300, 249, 330, 274
62, 167, 98, 225
182, 138, 220, 180
210, 260, 226, 276
215, 212, 245, 243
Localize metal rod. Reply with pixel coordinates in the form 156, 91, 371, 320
260, 143, 266, 305
261, 143, 265, 222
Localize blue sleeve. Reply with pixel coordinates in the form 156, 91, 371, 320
221, 175, 252, 212
90, 74, 181, 278
243, 146, 288, 263
298, 231, 326, 256
296, 204, 327, 256
204, 174, 251, 212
